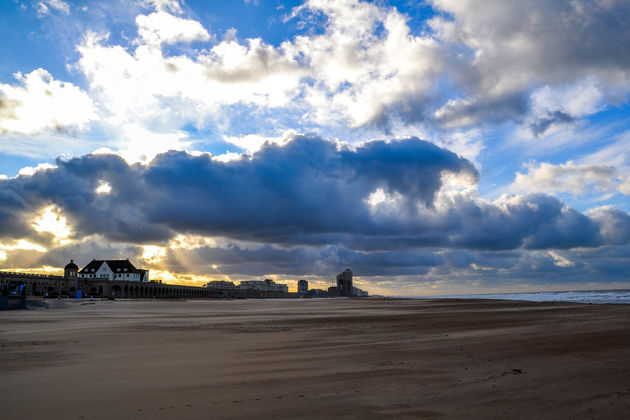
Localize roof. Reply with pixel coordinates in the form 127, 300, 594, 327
64, 260, 78, 270
79, 259, 142, 274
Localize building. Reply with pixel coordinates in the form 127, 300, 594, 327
205, 281, 236, 289
240, 278, 289, 293
336, 269, 353, 297
305, 288, 327, 298
297, 279, 308, 296
64, 259, 79, 292
79, 259, 149, 282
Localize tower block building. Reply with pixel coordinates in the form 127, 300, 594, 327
336, 269, 353, 297
297, 279, 308, 297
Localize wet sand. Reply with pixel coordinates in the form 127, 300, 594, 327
1, 298, 630, 419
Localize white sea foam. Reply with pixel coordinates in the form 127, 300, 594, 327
417, 289, 630, 304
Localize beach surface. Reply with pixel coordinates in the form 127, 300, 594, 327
1, 298, 630, 419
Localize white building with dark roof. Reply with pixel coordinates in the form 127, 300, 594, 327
79, 259, 149, 282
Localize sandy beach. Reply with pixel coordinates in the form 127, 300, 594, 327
1, 298, 630, 419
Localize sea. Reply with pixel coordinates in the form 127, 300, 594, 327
419, 289, 630, 304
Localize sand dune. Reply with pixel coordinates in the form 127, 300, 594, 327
1, 298, 630, 419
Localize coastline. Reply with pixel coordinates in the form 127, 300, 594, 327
407, 288, 630, 305
2, 298, 630, 419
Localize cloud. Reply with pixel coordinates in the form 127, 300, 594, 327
588, 206, 630, 246
1, 135, 629, 255
136, 11, 210, 46
155, 242, 445, 277
0, 69, 96, 135
289, 0, 443, 127
142, 0, 183, 15
37, 0, 70, 17
529, 111, 575, 136
429, 0, 630, 127
443, 193, 606, 251
222, 129, 296, 154
524, 77, 604, 136
511, 161, 619, 196
433, 93, 529, 129
0, 135, 471, 246
74, 21, 306, 160
11, 0, 630, 166
70, 0, 443, 159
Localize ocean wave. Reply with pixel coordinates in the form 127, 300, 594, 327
416, 289, 630, 304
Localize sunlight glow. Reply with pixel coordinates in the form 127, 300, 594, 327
549, 251, 574, 268
364, 188, 405, 214
142, 245, 167, 263
149, 269, 231, 286
31, 206, 71, 242
95, 180, 112, 194
0, 239, 48, 253
169, 234, 218, 249
5, 265, 63, 275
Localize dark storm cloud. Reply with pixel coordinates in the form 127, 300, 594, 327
529, 111, 575, 136
0, 154, 172, 242
589, 206, 630, 246
1, 135, 629, 256
142, 135, 477, 240
433, 93, 530, 129
440, 193, 616, 251
162, 243, 446, 277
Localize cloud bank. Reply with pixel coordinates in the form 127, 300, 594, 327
1, 135, 629, 258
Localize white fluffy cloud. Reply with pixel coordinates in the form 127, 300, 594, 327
223, 130, 297, 154
76, 28, 305, 133
136, 11, 210, 46
290, 0, 442, 127
511, 161, 628, 196
0, 69, 96, 135
71, 0, 443, 161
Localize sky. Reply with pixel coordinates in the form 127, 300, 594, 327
1, 0, 630, 295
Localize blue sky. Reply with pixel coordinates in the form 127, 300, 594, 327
1, 0, 629, 295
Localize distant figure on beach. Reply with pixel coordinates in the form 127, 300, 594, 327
20, 286, 26, 309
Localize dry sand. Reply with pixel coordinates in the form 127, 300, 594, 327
1, 298, 630, 419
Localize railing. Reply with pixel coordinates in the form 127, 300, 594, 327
0, 271, 63, 280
